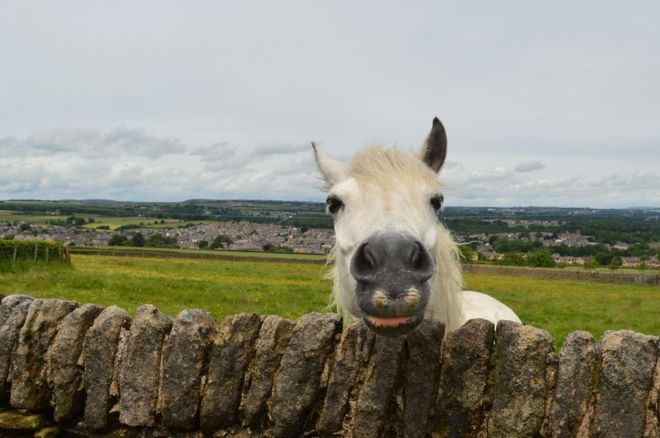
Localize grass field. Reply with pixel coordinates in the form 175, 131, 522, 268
0, 254, 657, 347
0, 210, 210, 231
71, 246, 328, 261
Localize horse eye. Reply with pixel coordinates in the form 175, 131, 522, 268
430, 194, 444, 212
326, 196, 344, 215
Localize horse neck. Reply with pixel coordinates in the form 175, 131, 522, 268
426, 225, 465, 332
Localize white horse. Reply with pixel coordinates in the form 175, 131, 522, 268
312, 117, 520, 337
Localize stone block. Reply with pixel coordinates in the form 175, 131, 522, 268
118, 304, 172, 427
548, 330, 599, 437
10, 298, 78, 410
47, 303, 103, 422
239, 315, 294, 428
592, 330, 657, 437
0, 295, 33, 397
270, 312, 341, 437
160, 309, 217, 430
82, 306, 131, 430
487, 320, 555, 438
432, 318, 495, 437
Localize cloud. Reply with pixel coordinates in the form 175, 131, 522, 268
441, 163, 660, 207
1, 127, 186, 159
252, 143, 310, 156
1, 125, 658, 207
190, 142, 235, 163
514, 161, 547, 173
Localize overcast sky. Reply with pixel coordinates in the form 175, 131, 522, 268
1, 1, 659, 207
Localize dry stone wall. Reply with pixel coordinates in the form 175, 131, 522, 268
0, 294, 657, 437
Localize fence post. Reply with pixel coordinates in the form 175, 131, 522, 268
45, 248, 49, 262
34, 244, 38, 261
13, 246, 18, 263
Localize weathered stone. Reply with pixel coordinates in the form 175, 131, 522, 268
161, 309, 217, 430
118, 304, 172, 427
35, 425, 60, 438
433, 318, 494, 437
644, 341, 659, 438
0, 409, 45, 430
270, 312, 342, 437
487, 320, 555, 438
239, 315, 294, 428
10, 298, 78, 410
0, 295, 33, 397
200, 313, 262, 432
404, 320, 445, 438
82, 306, 131, 430
317, 323, 364, 435
352, 332, 406, 438
592, 330, 657, 437
548, 330, 599, 437
47, 303, 103, 422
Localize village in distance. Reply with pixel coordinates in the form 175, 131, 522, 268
1, 199, 659, 271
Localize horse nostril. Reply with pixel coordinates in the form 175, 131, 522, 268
351, 242, 379, 282
410, 242, 434, 282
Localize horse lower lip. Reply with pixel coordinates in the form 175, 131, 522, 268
367, 315, 416, 328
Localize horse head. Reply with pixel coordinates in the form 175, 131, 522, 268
313, 118, 452, 336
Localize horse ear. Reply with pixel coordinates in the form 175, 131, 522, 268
312, 142, 347, 186
419, 117, 447, 173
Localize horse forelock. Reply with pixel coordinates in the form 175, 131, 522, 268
347, 146, 439, 190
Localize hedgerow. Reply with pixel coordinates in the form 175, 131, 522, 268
0, 239, 70, 264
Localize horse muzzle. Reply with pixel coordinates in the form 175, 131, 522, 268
350, 232, 434, 337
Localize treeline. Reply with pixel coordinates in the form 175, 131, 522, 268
564, 218, 660, 245
444, 216, 660, 246
108, 233, 179, 249
279, 216, 333, 229
443, 219, 556, 236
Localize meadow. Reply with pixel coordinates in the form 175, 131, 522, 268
0, 254, 657, 347
0, 210, 210, 231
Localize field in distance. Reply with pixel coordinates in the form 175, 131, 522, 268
0, 210, 211, 231
0, 254, 657, 347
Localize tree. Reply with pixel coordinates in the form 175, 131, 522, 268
131, 232, 145, 247
595, 252, 614, 266
499, 253, 526, 266
145, 233, 178, 248
527, 249, 556, 268
608, 256, 622, 270
458, 245, 475, 263
583, 257, 599, 270
197, 240, 209, 249
210, 234, 232, 249
108, 234, 127, 246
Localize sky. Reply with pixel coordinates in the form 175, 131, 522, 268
1, 1, 659, 208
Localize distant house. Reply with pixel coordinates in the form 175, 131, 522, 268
479, 250, 503, 261
644, 257, 659, 269
620, 256, 641, 268
552, 253, 585, 266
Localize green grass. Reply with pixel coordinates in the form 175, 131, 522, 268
73, 246, 328, 261
0, 255, 332, 321
0, 255, 657, 348
464, 272, 659, 347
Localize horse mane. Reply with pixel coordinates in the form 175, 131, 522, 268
326, 145, 465, 333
